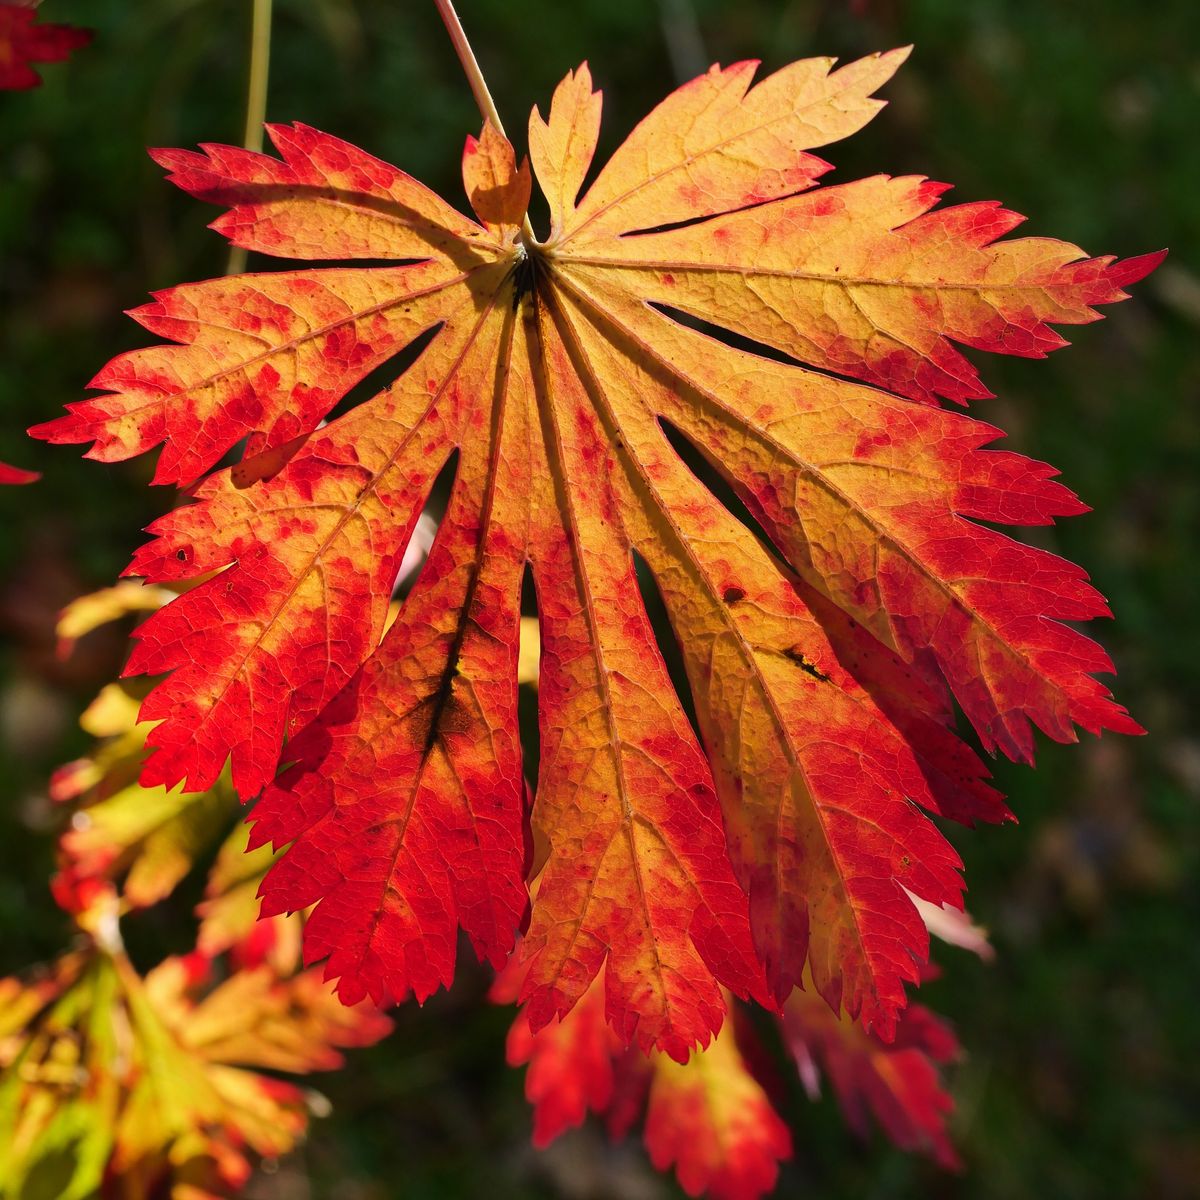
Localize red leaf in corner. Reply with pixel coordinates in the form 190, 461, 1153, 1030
0, 3, 90, 91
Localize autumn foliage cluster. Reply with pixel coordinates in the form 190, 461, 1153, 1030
0, 4, 1159, 1197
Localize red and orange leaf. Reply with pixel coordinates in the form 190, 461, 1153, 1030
643, 1015, 792, 1200
500, 970, 789, 1200
0, 2, 90, 91
783, 971, 960, 1167
498, 962, 624, 1147
32, 51, 1157, 1053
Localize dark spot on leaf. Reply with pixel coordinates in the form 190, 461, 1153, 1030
783, 645, 831, 681
512, 251, 539, 311
723, 586, 746, 604
437, 688, 474, 737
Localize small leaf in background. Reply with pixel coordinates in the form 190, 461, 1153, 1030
0, 2, 91, 91
0, 892, 390, 1199
0, 461, 38, 484
783, 969, 961, 1169
56, 583, 174, 661
642, 1015, 792, 1200
196, 822, 301, 974
47, 675, 238, 915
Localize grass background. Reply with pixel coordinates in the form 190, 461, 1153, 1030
1, 1, 1196, 1197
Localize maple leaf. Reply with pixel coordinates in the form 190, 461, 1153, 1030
0, 1, 90, 91
32, 51, 1160, 1054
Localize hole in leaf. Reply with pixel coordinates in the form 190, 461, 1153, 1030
324, 322, 443, 426
527, 186, 552, 247
658, 416, 790, 572
231, 255, 433, 275
618, 187, 815, 240
648, 301, 874, 392
518, 563, 541, 793
632, 548, 702, 745
392, 448, 459, 602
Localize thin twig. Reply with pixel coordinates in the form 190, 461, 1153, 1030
657, 0, 708, 82
227, 0, 274, 275
433, 0, 508, 135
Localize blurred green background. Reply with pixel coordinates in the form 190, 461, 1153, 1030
1, 1, 1196, 1197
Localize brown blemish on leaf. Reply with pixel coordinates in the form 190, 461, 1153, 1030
782, 645, 831, 682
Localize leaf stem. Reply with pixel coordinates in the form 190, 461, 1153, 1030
433, 0, 508, 136
227, 0, 274, 275
433, 0, 537, 244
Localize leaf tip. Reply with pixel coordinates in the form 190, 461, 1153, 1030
1110, 247, 1168, 289
0, 463, 39, 484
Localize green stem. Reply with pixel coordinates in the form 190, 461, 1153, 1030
227, 0, 274, 275
433, 0, 536, 244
